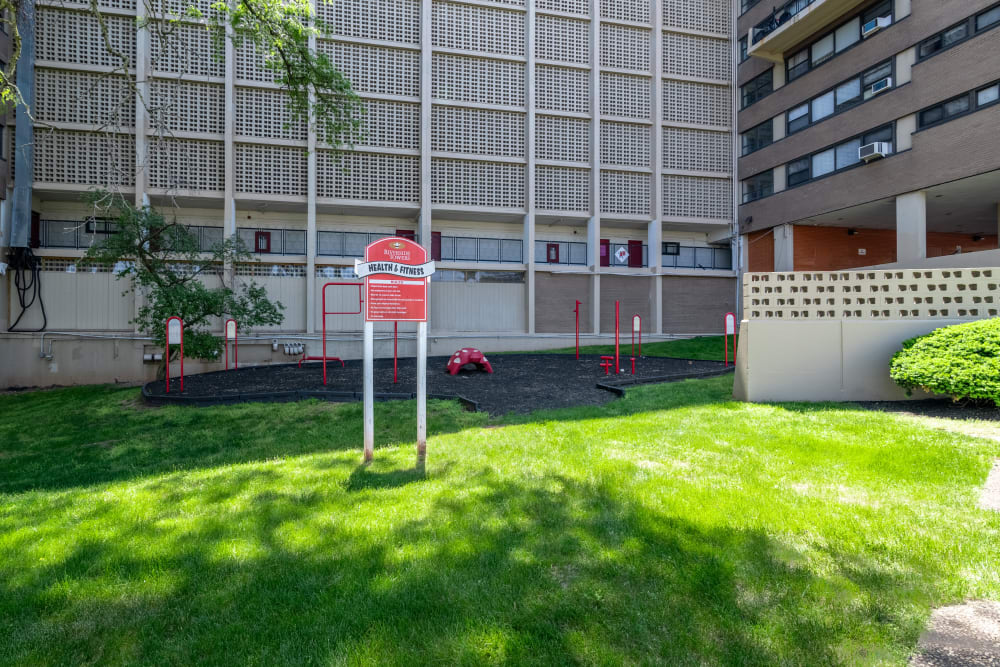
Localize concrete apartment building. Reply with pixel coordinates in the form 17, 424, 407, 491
737, 0, 1000, 272
0, 0, 741, 386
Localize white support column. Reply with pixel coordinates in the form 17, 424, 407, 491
650, 0, 663, 334
134, 1, 149, 207
589, 0, 601, 334
134, 4, 151, 334
995, 203, 999, 241
419, 0, 433, 248
774, 223, 794, 272
524, 0, 536, 334
896, 190, 927, 264
223, 15, 236, 246
306, 19, 318, 333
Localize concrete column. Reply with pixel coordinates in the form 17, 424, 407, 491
305, 16, 318, 333
995, 203, 999, 241
135, 0, 150, 207
647, 220, 662, 333
524, 0, 535, 334
589, 0, 601, 334
650, 0, 663, 335
774, 223, 794, 272
418, 0, 433, 249
896, 190, 927, 264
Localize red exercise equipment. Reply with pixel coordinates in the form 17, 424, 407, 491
446, 348, 493, 375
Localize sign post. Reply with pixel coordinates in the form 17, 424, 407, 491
225, 318, 237, 370
165, 316, 184, 393
355, 238, 433, 464
724, 312, 737, 367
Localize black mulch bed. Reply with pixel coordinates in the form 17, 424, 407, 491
143, 353, 732, 416
855, 399, 1000, 422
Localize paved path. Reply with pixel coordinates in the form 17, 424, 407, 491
910, 601, 1000, 666
980, 460, 1000, 512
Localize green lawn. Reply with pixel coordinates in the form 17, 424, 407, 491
1, 377, 998, 665
526, 334, 737, 361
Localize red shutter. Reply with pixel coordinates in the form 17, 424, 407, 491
600, 239, 610, 267
628, 240, 642, 268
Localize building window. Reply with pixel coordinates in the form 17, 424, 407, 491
739, 37, 748, 63
741, 0, 762, 14
918, 3, 1000, 61
786, 157, 810, 186
785, 60, 893, 136
741, 69, 773, 109
915, 81, 1000, 130
742, 171, 773, 203
783, 123, 894, 189
741, 120, 773, 155
782, 2, 890, 82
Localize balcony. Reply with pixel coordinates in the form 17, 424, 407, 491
748, 0, 868, 62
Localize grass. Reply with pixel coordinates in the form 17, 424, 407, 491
528, 334, 737, 361
1, 377, 999, 665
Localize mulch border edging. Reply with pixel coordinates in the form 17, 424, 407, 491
142, 363, 732, 412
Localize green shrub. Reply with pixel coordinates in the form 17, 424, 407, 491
890, 318, 1000, 406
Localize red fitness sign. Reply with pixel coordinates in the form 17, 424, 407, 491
356, 237, 433, 322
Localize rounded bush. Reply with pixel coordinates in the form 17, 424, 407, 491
890, 318, 1000, 406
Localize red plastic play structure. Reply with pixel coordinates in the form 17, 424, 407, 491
446, 348, 493, 375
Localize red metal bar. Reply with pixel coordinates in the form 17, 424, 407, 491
631, 356, 635, 375
615, 301, 621, 375
165, 320, 170, 393
179, 321, 184, 392
574, 300, 581, 359
322, 284, 328, 385
235, 326, 238, 369
394, 321, 398, 383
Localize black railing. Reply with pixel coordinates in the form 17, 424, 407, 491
238, 227, 306, 255
439, 236, 523, 263
663, 246, 732, 270
752, 0, 815, 44
38, 220, 224, 252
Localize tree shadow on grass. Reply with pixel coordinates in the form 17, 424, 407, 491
0, 465, 942, 665
0, 386, 484, 495
343, 461, 444, 492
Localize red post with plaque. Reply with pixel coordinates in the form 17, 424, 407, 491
355, 237, 434, 464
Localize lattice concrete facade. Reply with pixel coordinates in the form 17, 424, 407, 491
14, 0, 738, 343
734, 268, 999, 402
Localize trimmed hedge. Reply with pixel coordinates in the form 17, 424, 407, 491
890, 318, 1000, 406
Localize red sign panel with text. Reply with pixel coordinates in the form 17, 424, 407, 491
360, 237, 431, 322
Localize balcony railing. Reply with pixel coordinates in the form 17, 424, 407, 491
751, 0, 815, 45
238, 227, 306, 255
663, 245, 732, 271
37, 220, 224, 252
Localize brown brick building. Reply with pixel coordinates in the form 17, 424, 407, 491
737, 0, 1000, 272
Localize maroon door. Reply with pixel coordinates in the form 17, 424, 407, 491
600, 238, 610, 267
431, 231, 442, 261
254, 231, 271, 253
627, 240, 643, 268
546, 243, 560, 263
395, 229, 416, 240
29, 211, 40, 248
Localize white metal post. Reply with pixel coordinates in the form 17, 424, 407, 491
416, 319, 428, 464
363, 320, 374, 462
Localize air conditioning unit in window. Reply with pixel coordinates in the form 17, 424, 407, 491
868, 77, 892, 96
859, 141, 892, 162
862, 15, 891, 37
